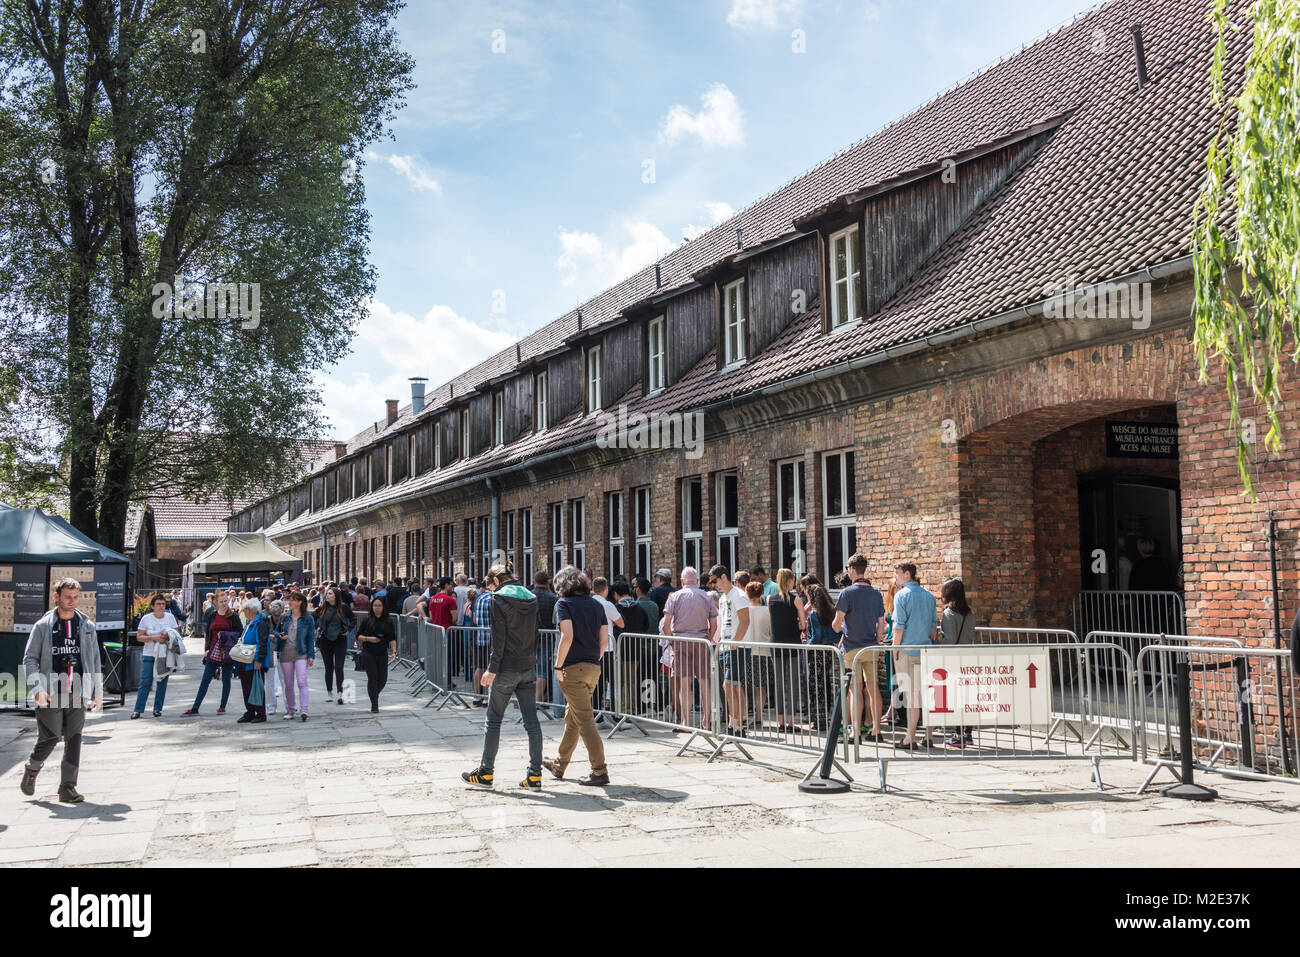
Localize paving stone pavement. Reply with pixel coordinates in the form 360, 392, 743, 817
1, 652, 1298, 867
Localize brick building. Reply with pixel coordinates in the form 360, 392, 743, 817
230, 0, 1299, 646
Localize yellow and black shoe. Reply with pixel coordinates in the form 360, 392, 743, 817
519, 772, 542, 791
57, 785, 84, 803
461, 766, 494, 788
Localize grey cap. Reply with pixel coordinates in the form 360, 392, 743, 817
656, 568, 672, 578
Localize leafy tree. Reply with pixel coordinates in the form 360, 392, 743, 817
1193, 0, 1300, 496
0, 0, 414, 548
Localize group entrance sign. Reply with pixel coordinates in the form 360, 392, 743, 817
919, 649, 1052, 726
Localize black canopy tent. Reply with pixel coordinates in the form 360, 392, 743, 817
0, 508, 133, 711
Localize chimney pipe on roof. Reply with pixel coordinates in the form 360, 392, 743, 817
409, 377, 427, 415
385, 399, 398, 425
1129, 24, 1149, 88
334, 442, 348, 460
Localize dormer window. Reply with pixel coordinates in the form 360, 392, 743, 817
586, 344, 603, 413
492, 391, 504, 447
535, 369, 548, 433
647, 315, 666, 393
723, 278, 746, 366
829, 224, 862, 329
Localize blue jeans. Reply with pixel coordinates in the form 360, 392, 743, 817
134, 655, 169, 714
479, 667, 543, 774
192, 660, 235, 710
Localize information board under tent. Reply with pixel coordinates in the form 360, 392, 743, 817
0, 508, 134, 710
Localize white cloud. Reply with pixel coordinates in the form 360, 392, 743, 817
555, 221, 674, 291
659, 84, 745, 148
726, 0, 805, 30
681, 200, 736, 241
863, 1, 891, 22
318, 298, 515, 438
366, 151, 443, 195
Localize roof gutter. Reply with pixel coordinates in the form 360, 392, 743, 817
279, 255, 1195, 536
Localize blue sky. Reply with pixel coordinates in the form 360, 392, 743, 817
321, 0, 1100, 438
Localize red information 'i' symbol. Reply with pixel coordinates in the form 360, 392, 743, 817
930, 668, 953, 713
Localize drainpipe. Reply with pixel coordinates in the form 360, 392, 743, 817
318, 523, 327, 585
1268, 512, 1292, 773
487, 478, 500, 568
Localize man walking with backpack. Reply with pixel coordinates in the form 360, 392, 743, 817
462, 565, 544, 790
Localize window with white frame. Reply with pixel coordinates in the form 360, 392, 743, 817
777, 457, 807, 575
608, 491, 625, 580
480, 515, 491, 574
829, 224, 863, 329
460, 407, 470, 459
385, 443, 394, 486
681, 476, 703, 571
634, 485, 652, 577
534, 370, 548, 433
722, 278, 747, 366
504, 511, 515, 572
465, 518, 476, 581
571, 498, 586, 571
433, 419, 442, 470
823, 449, 857, 578
521, 508, 533, 582
551, 503, 565, 572
586, 344, 602, 413
715, 470, 739, 573
492, 391, 504, 447
647, 316, 666, 392
408, 431, 416, 476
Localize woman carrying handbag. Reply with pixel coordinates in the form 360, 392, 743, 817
939, 578, 976, 749
184, 592, 241, 716
235, 598, 273, 724
313, 586, 354, 705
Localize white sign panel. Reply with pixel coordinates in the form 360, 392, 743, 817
918, 650, 1052, 727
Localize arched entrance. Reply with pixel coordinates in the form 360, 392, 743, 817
958, 399, 1181, 630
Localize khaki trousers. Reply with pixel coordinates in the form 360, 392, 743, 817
554, 662, 608, 776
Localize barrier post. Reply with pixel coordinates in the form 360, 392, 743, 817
799, 679, 851, 793
1163, 654, 1217, 801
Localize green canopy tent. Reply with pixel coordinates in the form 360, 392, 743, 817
182, 532, 303, 612
0, 508, 133, 710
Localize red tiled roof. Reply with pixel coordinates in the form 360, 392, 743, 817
270, 0, 1246, 534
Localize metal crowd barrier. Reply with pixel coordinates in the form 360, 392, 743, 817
712, 639, 852, 780
850, 642, 1136, 792
1135, 644, 1299, 792
608, 632, 721, 756
1072, 589, 1185, 642
438, 626, 493, 706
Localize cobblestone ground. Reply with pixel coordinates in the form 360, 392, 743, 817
1, 652, 1297, 867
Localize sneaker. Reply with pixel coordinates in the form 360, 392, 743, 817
57, 785, 84, 804
963, 734, 974, 747
461, 767, 494, 788
216, 707, 226, 715
236, 714, 252, 723
250, 715, 266, 724
337, 696, 344, 705
300, 713, 308, 722
283, 712, 295, 720
130, 712, 141, 719
945, 733, 964, 749
183, 708, 199, 716
519, 773, 542, 791
19, 766, 37, 796
152, 711, 161, 718
578, 772, 610, 787
541, 758, 564, 780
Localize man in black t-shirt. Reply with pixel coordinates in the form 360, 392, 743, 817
21, 579, 102, 803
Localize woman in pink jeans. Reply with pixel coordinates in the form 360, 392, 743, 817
275, 591, 316, 721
